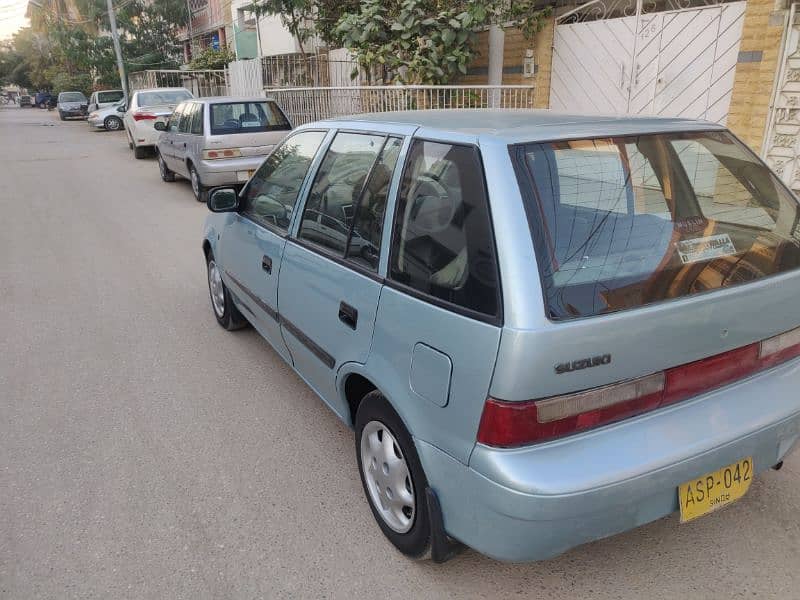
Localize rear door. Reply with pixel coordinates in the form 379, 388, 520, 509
218, 130, 328, 362
369, 138, 504, 463
278, 132, 405, 418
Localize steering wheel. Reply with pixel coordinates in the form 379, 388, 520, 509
407, 174, 455, 235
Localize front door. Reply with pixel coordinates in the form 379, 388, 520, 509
278, 132, 405, 418
218, 130, 328, 361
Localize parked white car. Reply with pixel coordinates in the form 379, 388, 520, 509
122, 87, 193, 159
87, 101, 125, 131
87, 89, 124, 113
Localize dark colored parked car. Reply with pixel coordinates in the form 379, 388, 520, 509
19, 95, 33, 108
57, 91, 89, 121
34, 91, 52, 108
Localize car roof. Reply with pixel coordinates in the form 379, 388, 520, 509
133, 87, 192, 94
188, 96, 279, 104
319, 109, 726, 144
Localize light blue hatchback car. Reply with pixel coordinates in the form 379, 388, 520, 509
202, 110, 800, 562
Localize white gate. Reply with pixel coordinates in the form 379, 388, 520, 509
550, 0, 746, 123
228, 58, 264, 97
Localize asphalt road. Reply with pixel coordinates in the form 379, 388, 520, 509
1, 106, 799, 599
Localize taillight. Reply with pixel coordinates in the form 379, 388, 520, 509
202, 148, 242, 160
477, 325, 800, 448
132, 111, 156, 121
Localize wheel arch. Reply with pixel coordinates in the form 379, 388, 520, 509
337, 363, 411, 433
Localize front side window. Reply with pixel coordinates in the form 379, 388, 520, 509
209, 101, 291, 135
241, 130, 327, 231
390, 140, 500, 318
514, 131, 800, 320
177, 103, 194, 133
346, 136, 403, 271
167, 104, 183, 132
298, 132, 385, 255
190, 104, 204, 135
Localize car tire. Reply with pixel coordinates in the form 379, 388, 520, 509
158, 153, 176, 182
104, 116, 122, 131
189, 164, 207, 203
59, 112, 66, 121
133, 144, 148, 159
39, 101, 46, 109
355, 391, 431, 558
206, 252, 248, 331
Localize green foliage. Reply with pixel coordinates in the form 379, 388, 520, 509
49, 71, 94, 96
4, 0, 189, 92
334, 0, 551, 85
248, 0, 314, 55
188, 46, 237, 70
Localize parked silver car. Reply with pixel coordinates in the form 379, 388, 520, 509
155, 97, 292, 201
87, 100, 125, 131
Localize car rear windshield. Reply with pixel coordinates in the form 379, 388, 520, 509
59, 92, 86, 102
209, 101, 290, 135
97, 90, 124, 103
138, 90, 192, 107
513, 130, 800, 320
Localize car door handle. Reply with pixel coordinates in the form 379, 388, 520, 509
183, 142, 187, 148
261, 255, 272, 274
338, 301, 358, 330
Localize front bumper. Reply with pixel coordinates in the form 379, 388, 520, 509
418, 357, 800, 562
60, 107, 86, 118
87, 117, 105, 129
198, 155, 268, 187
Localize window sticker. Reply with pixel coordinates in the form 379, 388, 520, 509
677, 234, 737, 265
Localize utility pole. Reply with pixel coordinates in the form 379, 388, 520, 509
105, 0, 129, 102
186, 0, 194, 61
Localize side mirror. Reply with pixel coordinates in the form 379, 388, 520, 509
117, 105, 126, 113
154, 121, 167, 132
208, 188, 239, 212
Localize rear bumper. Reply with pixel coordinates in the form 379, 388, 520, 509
132, 124, 159, 147
417, 357, 800, 562
198, 155, 267, 187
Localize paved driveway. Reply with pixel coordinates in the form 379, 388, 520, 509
1, 107, 798, 599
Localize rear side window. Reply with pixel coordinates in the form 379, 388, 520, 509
209, 101, 290, 135
241, 130, 327, 231
514, 131, 800, 320
390, 140, 500, 319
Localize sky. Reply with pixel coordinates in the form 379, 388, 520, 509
0, 0, 29, 41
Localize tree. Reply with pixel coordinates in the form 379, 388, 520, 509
189, 47, 236, 70
247, 0, 314, 56
334, 0, 551, 85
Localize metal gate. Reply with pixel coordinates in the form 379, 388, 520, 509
550, 0, 746, 123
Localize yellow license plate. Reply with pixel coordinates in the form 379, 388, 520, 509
678, 457, 753, 523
